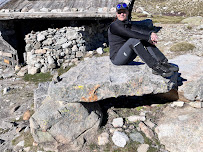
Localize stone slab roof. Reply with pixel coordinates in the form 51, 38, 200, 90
0, 0, 132, 20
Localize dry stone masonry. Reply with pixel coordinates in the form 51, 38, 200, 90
24, 24, 108, 74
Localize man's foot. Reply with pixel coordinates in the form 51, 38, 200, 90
160, 59, 179, 72
152, 63, 174, 78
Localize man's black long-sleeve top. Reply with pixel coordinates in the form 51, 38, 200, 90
108, 19, 152, 60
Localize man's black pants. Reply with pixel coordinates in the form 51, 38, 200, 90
111, 38, 167, 68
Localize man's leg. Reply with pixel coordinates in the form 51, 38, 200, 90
128, 38, 174, 77
141, 40, 179, 72
141, 40, 166, 62
111, 38, 173, 77
111, 39, 137, 65
112, 38, 159, 67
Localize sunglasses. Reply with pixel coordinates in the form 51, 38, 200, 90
117, 10, 128, 14
117, 3, 128, 10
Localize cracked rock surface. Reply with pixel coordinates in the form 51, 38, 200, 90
30, 98, 102, 151
48, 56, 178, 103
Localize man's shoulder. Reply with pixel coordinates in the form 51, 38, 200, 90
110, 20, 123, 28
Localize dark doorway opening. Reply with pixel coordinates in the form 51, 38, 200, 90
0, 18, 112, 64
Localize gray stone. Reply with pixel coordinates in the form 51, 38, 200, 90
181, 16, 203, 26
41, 65, 48, 73
155, 106, 203, 152
72, 40, 77, 45
28, 66, 39, 75
97, 132, 109, 145
182, 76, 203, 101
53, 45, 62, 50
112, 131, 129, 147
2, 68, 15, 78
71, 8, 78, 12
25, 44, 32, 52
70, 55, 75, 59
72, 45, 79, 52
63, 7, 69, 12
35, 63, 42, 69
34, 82, 50, 111
127, 115, 146, 122
96, 47, 103, 54
187, 102, 202, 108
42, 38, 53, 46
33, 42, 41, 49
24, 126, 30, 133
137, 144, 149, 152
197, 25, 203, 30
16, 140, 24, 147
23, 147, 30, 152
40, 8, 50, 12
17, 66, 28, 77
56, 38, 67, 45
47, 56, 55, 65
112, 118, 124, 128
28, 9, 35, 13
3, 87, 11, 95
60, 52, 65, 58
51, 9, 62, 13
139, 122, 154, 140
62, 41, 72, 49
65, 48, 71, 55
171, 101, 185, 107
0, 68, 3, 75
30, 100, 102, 151
79, 46, 86, 52
37, 33, 46, 42
144, 120, 156, 129
48, 56, 178, 103
21, 7, 29, 12
76, 51, 83, 58
26, 52, 34, 65
129, 132, 144, 143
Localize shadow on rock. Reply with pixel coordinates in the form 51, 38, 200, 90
98, 90, 179, 126
177, 73, 187, 86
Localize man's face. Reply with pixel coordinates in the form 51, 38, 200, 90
116, 9, 129, 21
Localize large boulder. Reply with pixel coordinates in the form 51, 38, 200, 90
182, 76, 203, 101
155, 105, 203, 152
30, 56, 178, 151
30, 98, 102, 151
48, 56, 178, 102
169, 54, 203, 101
181, 16, 203, 26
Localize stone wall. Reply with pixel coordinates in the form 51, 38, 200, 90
24, 23, 108, 74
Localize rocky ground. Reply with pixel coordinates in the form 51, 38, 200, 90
0, 18, 203, 152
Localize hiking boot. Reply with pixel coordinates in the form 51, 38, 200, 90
152, 62, 174, 78
160, 59, 179, 72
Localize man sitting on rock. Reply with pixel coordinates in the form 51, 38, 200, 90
108, 2, 179, 78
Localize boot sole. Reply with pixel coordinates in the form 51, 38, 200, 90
162, 63, 179, 72
161, 71, 174, 78
152, 70, 174, 78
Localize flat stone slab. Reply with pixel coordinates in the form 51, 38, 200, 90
155, 105, 203, 152
48, 56, 178, 103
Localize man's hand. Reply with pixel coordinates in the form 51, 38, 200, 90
150, 32, 158, 45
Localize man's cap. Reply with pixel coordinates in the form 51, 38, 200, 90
116, 2, 129, 12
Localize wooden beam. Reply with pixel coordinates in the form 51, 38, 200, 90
0, 12, 115, 20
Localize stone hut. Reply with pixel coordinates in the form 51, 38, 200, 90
0, 0, 133, 70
